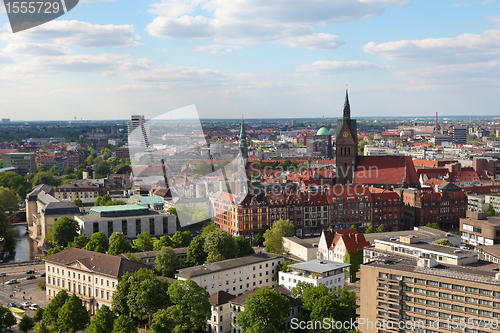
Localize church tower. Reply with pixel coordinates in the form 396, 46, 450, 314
237, 116, 249, 169
336, 91, 358, 184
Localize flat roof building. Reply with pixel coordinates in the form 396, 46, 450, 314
360, 254, 500, 333
460, 211, 500, 246
3, 153, 36, 175
176, 252, 283, 296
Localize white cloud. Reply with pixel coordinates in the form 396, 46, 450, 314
297, 60, 388, 73
127, 63, 228, 88
487, 15, 500, 25
3, 43, 73, 56
2, 53, 148, 75
363, 29, 500, 64
281, 33, 344, 50
0, 20, 135, 48
194, 44, 242, 55
148, 0, 205, 16
0, 54, 13, 64
147, 15, 215, 39
147, 0, 409, 49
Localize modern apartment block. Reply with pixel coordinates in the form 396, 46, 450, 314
278, 259, 350, 292
360, 255, 500, 333
176, 253, 283, 296
75, 205, 177, 239
44, 248, 151, 315
363, 235, 478, 266
460, 211, 500, 246
3, 152, 37, 175
127, 115, 150, 148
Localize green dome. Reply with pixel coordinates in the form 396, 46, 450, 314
317, 127, 330, 136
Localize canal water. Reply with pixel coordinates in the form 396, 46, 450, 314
3, 226, 44, 263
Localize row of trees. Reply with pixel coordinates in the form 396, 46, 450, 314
111, 269, 211, 331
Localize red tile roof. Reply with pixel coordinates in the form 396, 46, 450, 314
354, 156, 419, 186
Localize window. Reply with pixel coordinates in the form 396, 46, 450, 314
466, 287, 479, 293
439, 282, 452, 288
452, 284, 464, 291
107, 292, 110, 300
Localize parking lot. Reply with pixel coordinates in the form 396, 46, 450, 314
0, 264, 47, 316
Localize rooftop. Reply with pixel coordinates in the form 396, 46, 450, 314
364, 255, 500, 286
374, 238, 477, 257
176, 252, 282, 279
283, 236, 319, 249
363, 226, 459, 244
44, 247, 151, 279
288, 259, 350, 274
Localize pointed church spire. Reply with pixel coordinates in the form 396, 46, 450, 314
343, 90, 351, 120
239, 115, 246, 141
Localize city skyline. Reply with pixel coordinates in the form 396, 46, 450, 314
0, 0, 498, 120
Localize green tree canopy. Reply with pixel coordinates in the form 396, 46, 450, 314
235, 236, 255, 257
155, 246, 180, 278
133, 230, 154, 251
186, 235, 207, 267
33, 307, 44, 322
167, 280, 211, 333
19, 314, 35, 333
57, 293, 90, 332
204, 228, 238, 263
375, 224, 386, 233
201, 224, 218, 238
85, 232, 109, 250
154, 235, 173, 250
35, 322, 51, 333
263, 219, 295, 255
0, 186, 19, 212
50, 216, 80, 248
72, 197, 83, 207
42, 290, 69, 325
87, 305, 116, 333
3, 311, 16, 329
237, 287, 292, 333
433, 238, 455, 247
112, 269, 170, 324
68, 233, 89, 249
170, 231, 192, 248
150, 309, 174, 333
111, 315, 137, 333
31, 171, 61, 187
425, 222, 440, 230
485, 204, 496, 216
108, 233, 133, 255
364, 226, 374, 234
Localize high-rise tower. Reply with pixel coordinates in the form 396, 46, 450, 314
336, 91, 357, 184
127, 115, 150, 148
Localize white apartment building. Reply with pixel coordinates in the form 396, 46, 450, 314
204, 291, 235, 333
278, 259, 350, 292
176, 253, 283, 296
44, 248, 152, 314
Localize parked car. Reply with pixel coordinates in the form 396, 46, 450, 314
20, 302, 30, 308
7, 303, 17, 308
25, 270, 35, 275
26, 275, 36, 280
5, 279, 17, 285
0, 272, 6, 277
40, 272, 46, 277
28, 304, 38, 311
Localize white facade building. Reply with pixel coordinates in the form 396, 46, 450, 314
278, 259, 350, 292
176, 253, 283, 296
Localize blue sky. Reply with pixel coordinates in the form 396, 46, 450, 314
0, 0, 499, 120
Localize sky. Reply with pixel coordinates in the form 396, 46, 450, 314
0, 0, 499, 121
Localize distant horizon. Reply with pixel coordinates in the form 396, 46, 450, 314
1, 115, 500, 123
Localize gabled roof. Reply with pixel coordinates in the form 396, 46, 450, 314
331, 233, 370, 254
209, 290, 236, 306
44, 247, 151, 279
